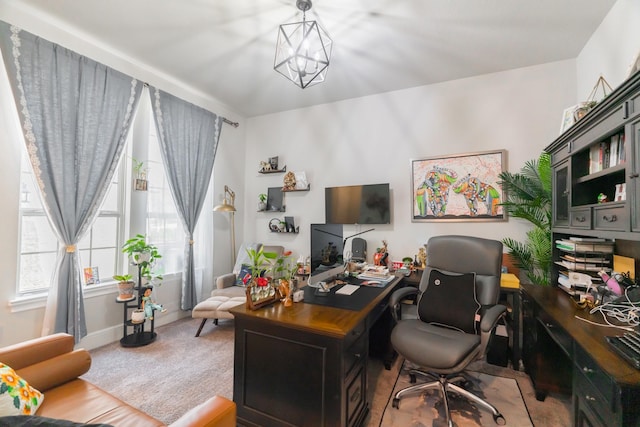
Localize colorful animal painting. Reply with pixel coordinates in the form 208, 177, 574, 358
416, 166, 458, 217
452, 174, 501, 216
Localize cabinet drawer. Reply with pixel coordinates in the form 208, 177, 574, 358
593, 204, 627, 231
574, 365, 615, 421
344, 320, 366, 348
574, 345, 616, 410
537, 313, 572, 357
344, 332, 366, 377
346, 366, 365, 427
570, 207, 591, 229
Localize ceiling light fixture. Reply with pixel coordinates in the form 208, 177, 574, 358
274, 0, 332, 89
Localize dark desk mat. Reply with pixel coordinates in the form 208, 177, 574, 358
303, 278, 392, 311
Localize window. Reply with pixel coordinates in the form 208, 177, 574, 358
15, 90, 186, 296
145, 110, 185, 276
17, 153, 124, 294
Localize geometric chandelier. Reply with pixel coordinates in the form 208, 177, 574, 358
274, 0, 333, 89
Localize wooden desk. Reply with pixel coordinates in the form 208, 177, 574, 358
230, 276, 402, 427
521, 283, 640, 426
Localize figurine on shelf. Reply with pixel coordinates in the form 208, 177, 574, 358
259, 160, 272, 172
597, 193, 608, 203
141, 288, 166, 320
283, 171, 296, 191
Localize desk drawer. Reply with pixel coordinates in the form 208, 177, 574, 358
593, 204, 627, 231
574, 345, 616, 411
570, 207, 591, 229
344, 320, 366, 349
537, 314, 572, 358
344, 332, 366, 377
574, 365, 615, 423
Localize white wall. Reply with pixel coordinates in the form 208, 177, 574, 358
244, 61, 576, 264
576, 0, 640, 101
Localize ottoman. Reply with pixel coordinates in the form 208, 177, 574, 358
192, 287, 246, 337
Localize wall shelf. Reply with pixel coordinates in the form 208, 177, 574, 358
259, 166, 286, 174
282, 184, 310, 192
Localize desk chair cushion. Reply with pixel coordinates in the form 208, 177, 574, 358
391, 320, 481, 370
419, 269, 480, 334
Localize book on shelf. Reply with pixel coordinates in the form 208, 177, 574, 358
555, 239, 614, 253
609, 134, 619, 168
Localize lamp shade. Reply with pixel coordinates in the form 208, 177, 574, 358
213, 202, 236, 212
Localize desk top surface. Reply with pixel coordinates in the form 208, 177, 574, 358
229, 275, 402, 339
522, 283, 640, 385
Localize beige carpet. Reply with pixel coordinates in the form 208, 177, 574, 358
83, 317, 570, 426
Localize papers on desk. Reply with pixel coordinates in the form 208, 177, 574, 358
335, 284, 360, 295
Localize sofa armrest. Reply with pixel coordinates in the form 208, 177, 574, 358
216, 273, 237, 290
170, 395, 236, 427
17, 349, 91, 392
0, 333, 74, 370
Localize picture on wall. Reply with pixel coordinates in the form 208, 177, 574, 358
411, 149, 507, 222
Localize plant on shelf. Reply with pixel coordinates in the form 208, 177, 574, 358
121, 234, 163, 287
258, 193, 267, 211
498, 152, 552, 286
113, 274, 135, 300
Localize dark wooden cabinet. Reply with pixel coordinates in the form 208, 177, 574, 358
230, 277, 401, 427
521, 284, 640, 427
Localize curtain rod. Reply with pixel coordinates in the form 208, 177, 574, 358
142, 82, 239, 128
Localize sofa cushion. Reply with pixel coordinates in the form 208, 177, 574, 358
0, 363, 44, 416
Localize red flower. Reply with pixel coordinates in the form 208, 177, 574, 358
283, 250, 292, 257
256, 277, 269, 287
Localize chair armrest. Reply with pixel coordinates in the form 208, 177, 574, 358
480, 304, 507, 333
170, 395, 236, 427
216, 273, 237, 290
389, 287, 420, 322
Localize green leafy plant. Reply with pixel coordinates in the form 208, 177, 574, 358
498, 152, 552, 286
132, 157, 147, 179
122, 234, 163, 285
271, 251, 297, 280
258, 193, 267, 203
113, 274, 133, 282
245, 246, 278, 281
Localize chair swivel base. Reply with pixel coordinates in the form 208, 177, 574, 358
392, 374, 506, 427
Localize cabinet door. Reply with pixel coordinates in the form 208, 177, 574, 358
631, 120, 640, 231
553, 159, 570, 227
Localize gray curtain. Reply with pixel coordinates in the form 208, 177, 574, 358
0, 21, 142, 342
149, 87, 222, 310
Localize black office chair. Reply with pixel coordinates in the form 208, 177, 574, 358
389, 235, 506, 427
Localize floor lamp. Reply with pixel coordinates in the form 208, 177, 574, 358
213, 185, 237, 263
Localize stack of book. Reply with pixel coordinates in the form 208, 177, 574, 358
555, 237, 614, 297
588, 132, 625, 174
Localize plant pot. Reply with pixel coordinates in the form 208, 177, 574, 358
117, 281, 135, 300
258, 201, 266, 211
131, 251, 151, 265
131, 309, 145, 324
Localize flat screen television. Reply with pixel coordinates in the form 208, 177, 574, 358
325, 183, 390, 224
309, 223, 344, 286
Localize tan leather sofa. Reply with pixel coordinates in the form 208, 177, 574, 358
0, 333, 236, 427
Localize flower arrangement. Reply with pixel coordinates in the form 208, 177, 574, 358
244, 246, 279, 309
270, 250, 297, 281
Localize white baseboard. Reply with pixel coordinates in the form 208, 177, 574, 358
78, 310, 190, 350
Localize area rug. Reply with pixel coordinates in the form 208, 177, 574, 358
379, 362, 533, 427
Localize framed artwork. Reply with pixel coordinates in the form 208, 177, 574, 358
266, 187, 284, 212
559, 102, 594, 134
411, 149, 507, 222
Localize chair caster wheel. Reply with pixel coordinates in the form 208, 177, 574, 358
392, 398, 400, 409
493, 414, 506, 425
409, 373, 417, 383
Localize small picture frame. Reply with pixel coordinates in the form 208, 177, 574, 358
560, 102, 594, 134
266, 187, 284, 212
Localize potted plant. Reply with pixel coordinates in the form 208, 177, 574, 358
498, 152, 552, 286
121, 234, 163, 286
258, 193, 267, 211
113, 274, 135, 300
132, 158, 148, 191
244, 246, 278, 309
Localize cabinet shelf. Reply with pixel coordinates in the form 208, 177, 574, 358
575, 164, 625, 184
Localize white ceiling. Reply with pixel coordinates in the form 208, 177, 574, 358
9, 0, 616, 118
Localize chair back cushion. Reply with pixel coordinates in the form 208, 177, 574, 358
420, 235, 503, 306
418, 269, 480, 333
